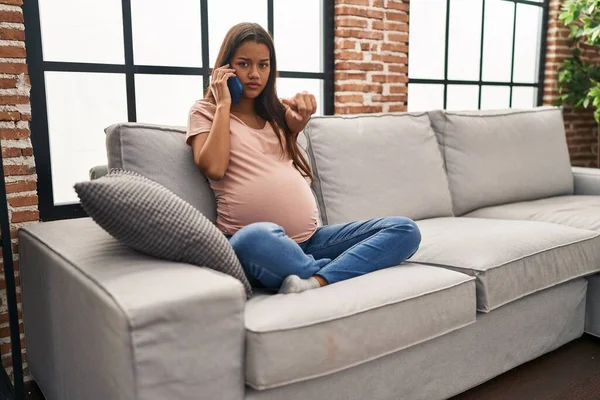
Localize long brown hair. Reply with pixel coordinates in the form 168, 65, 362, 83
206, 22, 313, 182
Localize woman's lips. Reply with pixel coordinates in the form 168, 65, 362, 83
246, 83, 261, 89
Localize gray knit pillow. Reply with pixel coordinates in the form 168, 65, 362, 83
74, 169, 252, 298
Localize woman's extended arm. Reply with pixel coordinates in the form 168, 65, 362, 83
282, 92, 318, 135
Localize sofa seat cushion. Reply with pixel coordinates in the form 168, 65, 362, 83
411, 217, 600, 312
244, 264, 475, 390
465, 195, 600, 232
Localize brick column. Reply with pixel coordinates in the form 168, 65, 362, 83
334, 0, 409, 114
0, 0, 36, 380
544, 0, 600, 167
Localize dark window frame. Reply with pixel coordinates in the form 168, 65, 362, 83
408, 0, 549, 109
23, 0, 335, 221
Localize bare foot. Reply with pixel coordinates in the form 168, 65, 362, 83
314, 275, 328, 287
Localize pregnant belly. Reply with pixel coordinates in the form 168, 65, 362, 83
220, 168, 318, 242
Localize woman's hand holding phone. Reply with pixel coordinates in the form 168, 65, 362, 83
211, 64, 237, 107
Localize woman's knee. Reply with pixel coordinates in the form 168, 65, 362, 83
229, 222, 284, 255
386, 216, 422, 249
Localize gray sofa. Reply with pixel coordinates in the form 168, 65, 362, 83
19, 106, 600, 400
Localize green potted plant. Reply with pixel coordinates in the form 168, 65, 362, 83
556, 0, 600, 122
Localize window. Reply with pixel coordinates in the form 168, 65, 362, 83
24, 0, 334, 221
407, 0, 548, 112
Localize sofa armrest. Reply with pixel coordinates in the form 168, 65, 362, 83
572, 167, 600, 195
89, 164, 109, 180
19, 218, 245, 400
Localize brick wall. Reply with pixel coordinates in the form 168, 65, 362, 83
543, 0, 599, 167
334, 0, 409, 114
0, 0, 36, 380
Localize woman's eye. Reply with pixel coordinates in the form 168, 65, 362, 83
238, 62, 248, 67
260, 63, 269, 69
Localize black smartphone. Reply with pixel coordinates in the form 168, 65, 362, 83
227, 76, 243, 105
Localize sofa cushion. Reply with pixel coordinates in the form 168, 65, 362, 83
244, 264, 475, 390
411, 217, 600, 312
465, 195, 600, 231
74, 169, 252, 298
303, 113, 454, 225
428, 107, 574, 216
105, 122, 217, 222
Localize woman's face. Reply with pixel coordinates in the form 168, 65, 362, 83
230, 41, 271, 99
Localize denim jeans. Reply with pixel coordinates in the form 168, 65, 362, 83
228, 217, 422, 290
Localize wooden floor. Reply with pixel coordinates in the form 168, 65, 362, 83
23, 335, 600, 400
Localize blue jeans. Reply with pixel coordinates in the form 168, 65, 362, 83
228, 217, 421, 290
